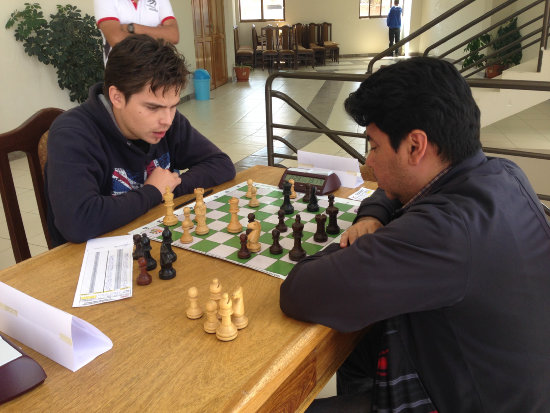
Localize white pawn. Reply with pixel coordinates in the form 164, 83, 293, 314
232, 286, 248, 329
186, 287, 203, 319
180, 225, 193, 244
181, 206, 194, 230
216, 293, 238, 342
203, 300, 220, 334
245, 179, 254, 199
209, 278, 222, 318
249, 186, 259, 207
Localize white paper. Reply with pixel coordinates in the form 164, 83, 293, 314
0, 282, 113, 372
297, 150, 364, 188
0, 336, 22, 366
348, 187, 375, 201
73, 235, 133, 307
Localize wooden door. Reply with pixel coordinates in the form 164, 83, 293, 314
192, 0, 228, 90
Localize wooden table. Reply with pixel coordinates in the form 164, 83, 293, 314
0, 165, 376, 412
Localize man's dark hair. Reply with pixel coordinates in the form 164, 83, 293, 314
344, 57, 481, 164
104, 34, 190, 101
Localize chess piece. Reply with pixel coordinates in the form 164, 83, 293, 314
302, 184, 312, 203
162, 186, 178, 226
269, 228, 283, 255
249, 186, 260, 207
246, 215, 261, 253
238, 233, 251, 259
232, 286, 248, 329
158, 243, 176, 280
216, 293, 238, 341
245, 179, 254, 198
276, 209, 288, 233
136, 257, 152, 285
161, 227, 177, 263
194, 187, 205, 208
326, 194, 340, 235
289, 179, 297, 199
133, 234, 143, 260
181, 206, 194, 230
203, 300, 220, 333
186, 287, 203, 319
209, 278, 223, 305
141, 234, 157, 271
180, 225, 193, 243
313, 214, 328, 243
227, 197, 243, 233
306, 185, 319, 212
194, 201, 209, 235
246, 212, 255, 235
289, 215, 306, 261
281, 181, 294, 215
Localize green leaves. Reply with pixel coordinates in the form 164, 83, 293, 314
6, 2, 104, 103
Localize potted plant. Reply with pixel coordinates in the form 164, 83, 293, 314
6, 3, 103, 103
234, 64, 252, 82
487, 17, 522, 78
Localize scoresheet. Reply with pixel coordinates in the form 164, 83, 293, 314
73, 235, 133, 307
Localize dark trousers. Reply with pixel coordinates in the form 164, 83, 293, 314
306, 322, 384, 413
388, 28, 401, 56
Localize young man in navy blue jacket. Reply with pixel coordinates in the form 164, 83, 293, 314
45, 35, 235, 246
280, 58, 550, 412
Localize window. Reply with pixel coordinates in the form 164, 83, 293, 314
360, 0, 392, 18
239, 0, 285, 22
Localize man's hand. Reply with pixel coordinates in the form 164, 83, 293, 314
144, 167, 181, 195
340, 217, 383, 248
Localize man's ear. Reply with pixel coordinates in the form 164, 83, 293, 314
108, 86, 126, 109
405, 129, 428, 165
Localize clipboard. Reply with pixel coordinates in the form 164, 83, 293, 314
0, 333, 46, 404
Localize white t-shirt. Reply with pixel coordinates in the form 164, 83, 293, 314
94, 0, 176, 63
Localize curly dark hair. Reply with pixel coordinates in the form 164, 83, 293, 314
345, 57, 481, 164
104, 34, 189, 101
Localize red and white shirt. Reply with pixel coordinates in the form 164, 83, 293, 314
94, 0, 176, 63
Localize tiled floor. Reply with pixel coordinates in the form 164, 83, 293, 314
2, 57, 549, 267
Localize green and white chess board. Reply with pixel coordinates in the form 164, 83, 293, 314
130, 182, 365, 279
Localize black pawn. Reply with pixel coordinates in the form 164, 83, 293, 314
141, 234, 157, 271
158, 243, 176, 280
306, 185, 319, 212
238, 233, 251, 259
133, 234, 143, 260
326, 194, 340, 235
289, 215, 306, 261
161, 227, 177, 263
276, 209, 288, 233
269, 229, 283, 255
302, 184, 312, 203
313, 214, 328, 243
281, 181, 294, 215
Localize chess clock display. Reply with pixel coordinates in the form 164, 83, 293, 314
278, 167, 341, 195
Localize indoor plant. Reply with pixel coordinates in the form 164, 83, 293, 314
487, 17, 522, 78
462, 33, 491, 70
6, 2, 104, 103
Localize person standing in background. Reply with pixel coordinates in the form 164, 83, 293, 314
94, 0, 180, 65
386, 0, 403, 57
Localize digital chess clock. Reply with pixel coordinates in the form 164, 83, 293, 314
278, 167, 341, 195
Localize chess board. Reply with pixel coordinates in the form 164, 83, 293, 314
130, 182, 364, 280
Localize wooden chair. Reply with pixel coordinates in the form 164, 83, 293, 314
306, 23, 326, 65
0, 108, 63, 262
262, 25, 279, 71
321, 22, 340, 63
293, 24, 314, 69
277, 25, 296, 69
251, 24, 265, 68
233, 26, 254, 67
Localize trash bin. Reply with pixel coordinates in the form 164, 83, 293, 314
193, 69, 211, 101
